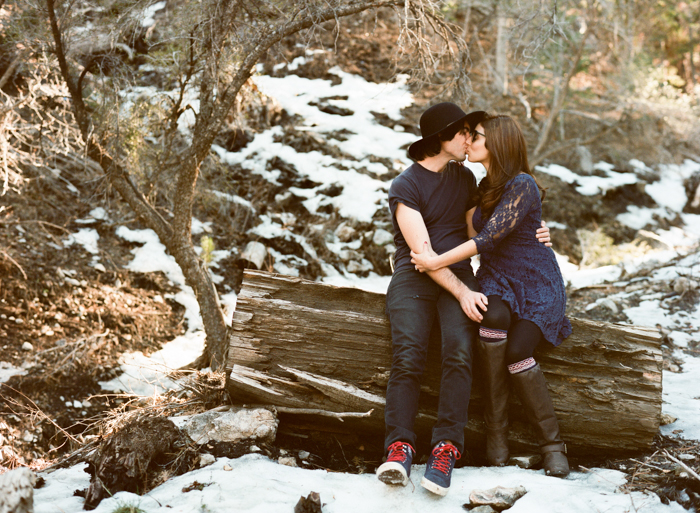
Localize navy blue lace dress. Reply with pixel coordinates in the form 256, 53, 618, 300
472, 174, 572, 346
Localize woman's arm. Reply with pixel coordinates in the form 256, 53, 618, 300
411, 238, 478, 272
413, 176, 541, 271
471, 175, 537, 254
396, 203, 487, 321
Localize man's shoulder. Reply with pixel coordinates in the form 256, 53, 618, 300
390, 163, 420, 190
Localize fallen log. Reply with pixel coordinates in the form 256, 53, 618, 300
227, 270, 663, 456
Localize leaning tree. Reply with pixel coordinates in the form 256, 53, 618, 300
32, 0, 471, 371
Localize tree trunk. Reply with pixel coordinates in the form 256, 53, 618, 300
531, 30, 589, 161
495, 9, 508, 96
227, 270, 663, 456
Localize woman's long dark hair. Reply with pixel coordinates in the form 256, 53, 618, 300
477, 115, 546, 218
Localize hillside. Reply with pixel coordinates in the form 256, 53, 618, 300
2, 1, 700, 511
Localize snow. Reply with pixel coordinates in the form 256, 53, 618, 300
210, 67, 416, 223
141, 1, 166, 28
34, 456, 688, 513
0, 361, 26, 383
535, 163, 639, 195
661, 351, 700, 439
27, 65, 700, 513
64, 228, 99, 255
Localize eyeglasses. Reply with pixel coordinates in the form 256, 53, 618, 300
471, 130, 485, 142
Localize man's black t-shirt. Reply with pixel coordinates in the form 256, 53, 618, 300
388, 161, 479, 274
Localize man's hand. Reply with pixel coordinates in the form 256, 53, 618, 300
456, 287, 488, 322
536, 220, 552, 247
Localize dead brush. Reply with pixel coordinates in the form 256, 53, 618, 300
604, 435, 700, 509
96, 372, 227, 439
28, 330, 112, 382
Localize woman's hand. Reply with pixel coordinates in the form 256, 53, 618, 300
536, 220, 552, 247
410, 241, 440, 272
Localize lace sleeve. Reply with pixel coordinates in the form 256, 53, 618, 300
472, 175, 538, 253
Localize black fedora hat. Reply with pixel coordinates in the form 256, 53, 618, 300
408, 102, 467, 160
408, 103, 488, 160
464, 110, 488, 134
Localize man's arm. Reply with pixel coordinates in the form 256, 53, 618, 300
396, 203, 487, 321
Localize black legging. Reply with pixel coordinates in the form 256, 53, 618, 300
478, 295, 543, 365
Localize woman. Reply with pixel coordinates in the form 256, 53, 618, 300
411, 114, 572, 478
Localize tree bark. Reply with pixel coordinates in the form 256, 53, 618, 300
228, 270, 663, 456
495, 7, 509, 96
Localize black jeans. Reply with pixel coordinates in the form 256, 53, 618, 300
384, 268, 479, 454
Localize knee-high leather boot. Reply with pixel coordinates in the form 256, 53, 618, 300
510, 363, 569, 477
477, 337, 510, 466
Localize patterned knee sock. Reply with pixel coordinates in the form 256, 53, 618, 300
479, 327, 507, 343
508, 357, 537, 374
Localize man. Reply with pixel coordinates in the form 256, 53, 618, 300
376, 102, 550, 496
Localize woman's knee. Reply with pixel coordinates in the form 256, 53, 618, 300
479, 296, 511, 330
505, 345, 535, 365
505, 319, 542, 364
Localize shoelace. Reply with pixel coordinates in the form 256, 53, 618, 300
386, 441, 413, 463
430, 443, 461, 474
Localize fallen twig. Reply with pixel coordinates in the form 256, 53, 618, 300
663, 449, 700, 483
0, 249, 27, 279
274, 406, 374, 422
629, 458, 672, 473
1, 383, 81, 447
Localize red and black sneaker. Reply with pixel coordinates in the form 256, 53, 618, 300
421, 441, 461, 496
376, 441, 415, 486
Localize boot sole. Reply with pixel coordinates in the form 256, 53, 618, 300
376, 462, 409, 486
420, 476, 449, 496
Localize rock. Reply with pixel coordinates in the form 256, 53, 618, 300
339, 249, 362, 261
372, 228, 394, 246
182, 408, 278, 445
575, 146, 593, 174
468, 485, 527, 510
199, 453, 216, 468
335, 222, 357, 242
275, 191, 294, 206
278, 456, 297, 467
599, 298, 619, 314
509, 454, 541, 468
464, 506, 497, 513
298, 450, 310, 460
294, 492, 322, 513
21, 342, 33, 352
0, 467, 36, 513
346, 260, 373, 274
673, 277, 698, 295
661, 413, 678, 426
310, 100, 353, 116
239, 241, 267, 270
